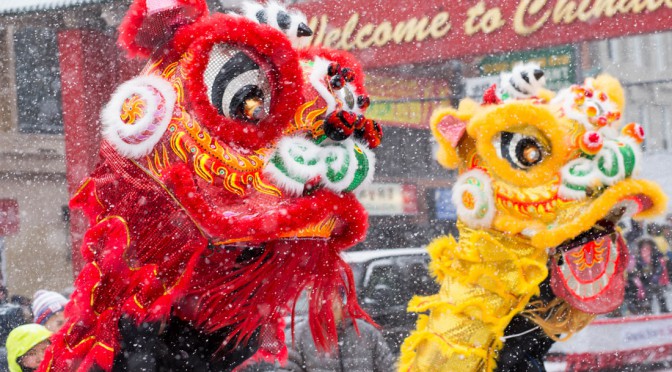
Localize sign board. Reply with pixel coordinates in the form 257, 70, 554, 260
365, 73, 452, 128
0, 199, 19, 236
297, 0, 672, 69
479, 45, 576, 90
466, 45, 576, 100
434, 188, 457, 221
356, 183, 418, 216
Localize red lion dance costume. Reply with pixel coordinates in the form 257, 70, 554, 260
39, 1, 382, 371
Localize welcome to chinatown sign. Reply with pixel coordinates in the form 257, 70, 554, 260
298, 0, 672, 68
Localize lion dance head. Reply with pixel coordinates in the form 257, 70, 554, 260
434, 64, 666, 314
41, 1, 381, 370
401, 64, 667, 371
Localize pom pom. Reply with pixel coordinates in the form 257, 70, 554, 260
452, 169, 495, 228
579, 131, 604, 155
101, 75, 176, 158
621, 122, 645, 144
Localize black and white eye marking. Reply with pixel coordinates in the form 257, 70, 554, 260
203, 45, 271, 124
499, 63, 546, 99
497, 132, 545, 170
243, 2, 313, 39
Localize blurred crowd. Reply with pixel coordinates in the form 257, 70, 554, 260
620, 217, 672, 316
0, 287, 69, 372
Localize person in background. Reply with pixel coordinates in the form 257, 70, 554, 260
0, 296, 28, 372
6, 324, 51, 372
648, 223, 670, 256
661, 223, 672, 281
31, 291, 67, 333
8, 298, 30, 326
636, 238, 670, 313
280, 289, 395, 372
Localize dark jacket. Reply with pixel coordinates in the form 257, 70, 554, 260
280, 319, 395, 372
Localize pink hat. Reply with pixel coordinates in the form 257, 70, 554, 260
32, 290, 67, 325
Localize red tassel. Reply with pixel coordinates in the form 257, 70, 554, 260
482, 84, 502, 105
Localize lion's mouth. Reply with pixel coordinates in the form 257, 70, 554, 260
550, 221, 627, 314
546, 183, 665, 314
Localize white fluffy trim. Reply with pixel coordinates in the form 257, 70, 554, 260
101, 75, 176, 159
452, 169, 496, 229
310, 57, 336, 114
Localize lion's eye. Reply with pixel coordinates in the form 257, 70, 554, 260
498, 132, 545, 169
203, 44, 271, 124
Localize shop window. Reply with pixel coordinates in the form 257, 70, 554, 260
13, 27, 64, 134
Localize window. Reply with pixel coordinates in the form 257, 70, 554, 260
13, 27, 64, 134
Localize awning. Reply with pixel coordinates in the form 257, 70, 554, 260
0, 0, 111, 14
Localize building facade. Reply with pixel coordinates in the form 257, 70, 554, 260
0, 0, 671, 296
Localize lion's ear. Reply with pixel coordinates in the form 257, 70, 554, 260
431, 99, 476, 169
118, 0, 208, 58
592, 74, 625, 112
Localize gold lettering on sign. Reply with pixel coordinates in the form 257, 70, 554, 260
430, 12, 452, 38
355, 24, 375, 49
307, 11, 452, 50
373, 21, 393, 46
308, 0, 671, 51
514, 0, 672, 36
464, 1, 506, 35
514, 0, 551, 35
393, 17, 430, 43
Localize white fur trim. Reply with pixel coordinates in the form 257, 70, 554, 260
101, 75, 176, 159
263, 136, 377, 195
240, 1, 309, 48
241, 1, 264, 22
552, 84, 619, 130
263, 162, 306, 196
275, 136, 327, 180
310, 57, 337, 114
452, 169, 495, 229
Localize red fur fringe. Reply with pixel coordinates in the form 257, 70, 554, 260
41, 143, 372, 370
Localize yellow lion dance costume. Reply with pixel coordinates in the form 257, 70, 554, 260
400, 64, 667, 371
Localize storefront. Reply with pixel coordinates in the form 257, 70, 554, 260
296, 0, 672, 249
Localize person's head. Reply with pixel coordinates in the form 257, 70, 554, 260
31, 291, 68, 332
638, 239, 656, 263
330, 287, 348, 325
663, 224, 672, 238
6, 324, 51, 372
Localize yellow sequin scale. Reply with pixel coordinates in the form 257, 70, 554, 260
399, 224, 548, 372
